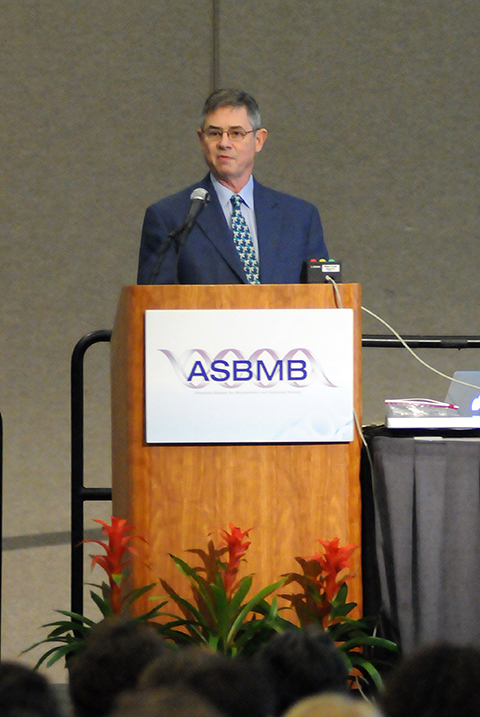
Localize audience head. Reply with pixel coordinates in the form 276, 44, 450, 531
112, 686, 225, 717
255, 625, 349, 716
68, 617, 167, 717
140, 645, 274, 717
380, 642, 480, 717
139, 646, 220, 688
284, 693, 383, 717
0, 661, 61, 717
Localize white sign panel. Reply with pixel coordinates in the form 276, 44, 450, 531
145, 309, 354, 444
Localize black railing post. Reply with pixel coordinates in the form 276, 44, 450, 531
71, 330, 112, 616
69, 330, 480, 619
362, 335, 480, 349
0, 412, 3, 655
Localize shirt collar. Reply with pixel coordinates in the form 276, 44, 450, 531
210, 174, 255, 211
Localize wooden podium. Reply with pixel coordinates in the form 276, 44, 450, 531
111, 283, 362, 616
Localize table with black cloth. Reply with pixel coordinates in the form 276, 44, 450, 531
361, 427, 480, 654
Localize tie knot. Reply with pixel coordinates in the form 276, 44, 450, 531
231, 194, 242, 209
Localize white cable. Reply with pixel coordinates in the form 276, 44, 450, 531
325, 274, 480, 424
325, 274, 343, 309
362, 305, 480, 391
325, 276, 369, 446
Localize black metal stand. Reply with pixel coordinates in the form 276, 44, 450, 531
71, 330, 112, 616
70, 331, 480, 617
0, 412, 3, 655
362, 335, 480, 349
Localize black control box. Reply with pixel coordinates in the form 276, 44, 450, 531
303, 259, 342, 284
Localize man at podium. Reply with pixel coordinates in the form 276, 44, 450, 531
137, 89, 328, 285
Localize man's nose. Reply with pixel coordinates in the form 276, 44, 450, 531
218, 130, 233, 147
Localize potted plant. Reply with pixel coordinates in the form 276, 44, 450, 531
154, 523, 285, 655
24, 517, 165, 668
279, 537, 398, 692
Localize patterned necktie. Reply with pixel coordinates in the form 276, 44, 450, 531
230, 194, 260, 284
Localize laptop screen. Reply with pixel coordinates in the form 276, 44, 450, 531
445, 371, 480, 417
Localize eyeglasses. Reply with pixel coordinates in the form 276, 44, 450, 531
202, 127, 256, 142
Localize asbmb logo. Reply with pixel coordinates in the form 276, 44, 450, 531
158, 347, 338, 390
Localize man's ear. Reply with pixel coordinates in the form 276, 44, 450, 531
255, 128, 268, 153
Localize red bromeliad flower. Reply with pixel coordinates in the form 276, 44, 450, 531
280, 537, 358, 628
307, 537, 357, 602
218, 523, 252, 599
83, 516, 145, 615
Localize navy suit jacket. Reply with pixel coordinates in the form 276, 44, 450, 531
137, 174, 328, 284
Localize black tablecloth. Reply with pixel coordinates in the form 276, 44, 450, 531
363, 429, 480, 653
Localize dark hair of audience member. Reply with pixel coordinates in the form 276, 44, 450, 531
380, 642, 480, 717
283, 692, 383, 717
68, 617, 167, 717
139, 645, 274, 717
112, 686, 226, 717
0, 661, 62, 717
254, 625, 349, 716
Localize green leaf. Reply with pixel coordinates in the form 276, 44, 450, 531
43, 624, 88, 640
339, 634, 398, 653
112, 573, 123, 588
339, 649, 353, 673
252, 600, 297, 630
161, 588, 211, 629
30, 645, 70, 670
170, 555, 216, 620
45, 641, 83, 668
209, 583, 230, 638
53, 609, 97, 626
90, 589, 114, 617
22, 636, 69, 655
233, 617, 273, 652
133, 601, 169, 622
152, 616, 204, 645
39, 620, 81, 632
154, 626, 198, 646
327, 617, 368, 641
124, 582, 158, 605
329, 601, 357, 619
27, 635, 85, 670
181, 621, 210, 645
228, 575, 253, 615
348, 653, 384, 691
226, 578, 285, 648
233, 599, 287, 654
332, 582, 349, 603
152, 610, 195, 621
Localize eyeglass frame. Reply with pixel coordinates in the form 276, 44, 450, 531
201, 126, 257, 142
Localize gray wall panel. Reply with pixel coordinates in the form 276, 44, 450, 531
0, 0, 212, 677
219, 0, 480, 416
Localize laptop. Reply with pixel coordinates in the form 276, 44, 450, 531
445, 371, 480, 416
385, 371, 480, 429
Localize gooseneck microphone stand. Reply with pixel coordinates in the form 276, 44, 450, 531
148, 189, 209, 284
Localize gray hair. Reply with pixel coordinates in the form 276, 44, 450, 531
201, 89, 262, 130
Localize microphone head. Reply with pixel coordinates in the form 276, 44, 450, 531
190, 187, 210, 203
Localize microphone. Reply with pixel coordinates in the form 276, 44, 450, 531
173, 188, 210, 282
179, 188, 210, 236
148, 188, 209, 284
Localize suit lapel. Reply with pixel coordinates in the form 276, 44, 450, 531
195, 175, 247, 283
253, 180, 282, 284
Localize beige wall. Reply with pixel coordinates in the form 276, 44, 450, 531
1, 1, 479, 679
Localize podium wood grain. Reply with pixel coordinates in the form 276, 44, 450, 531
111, 284, 362, 618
